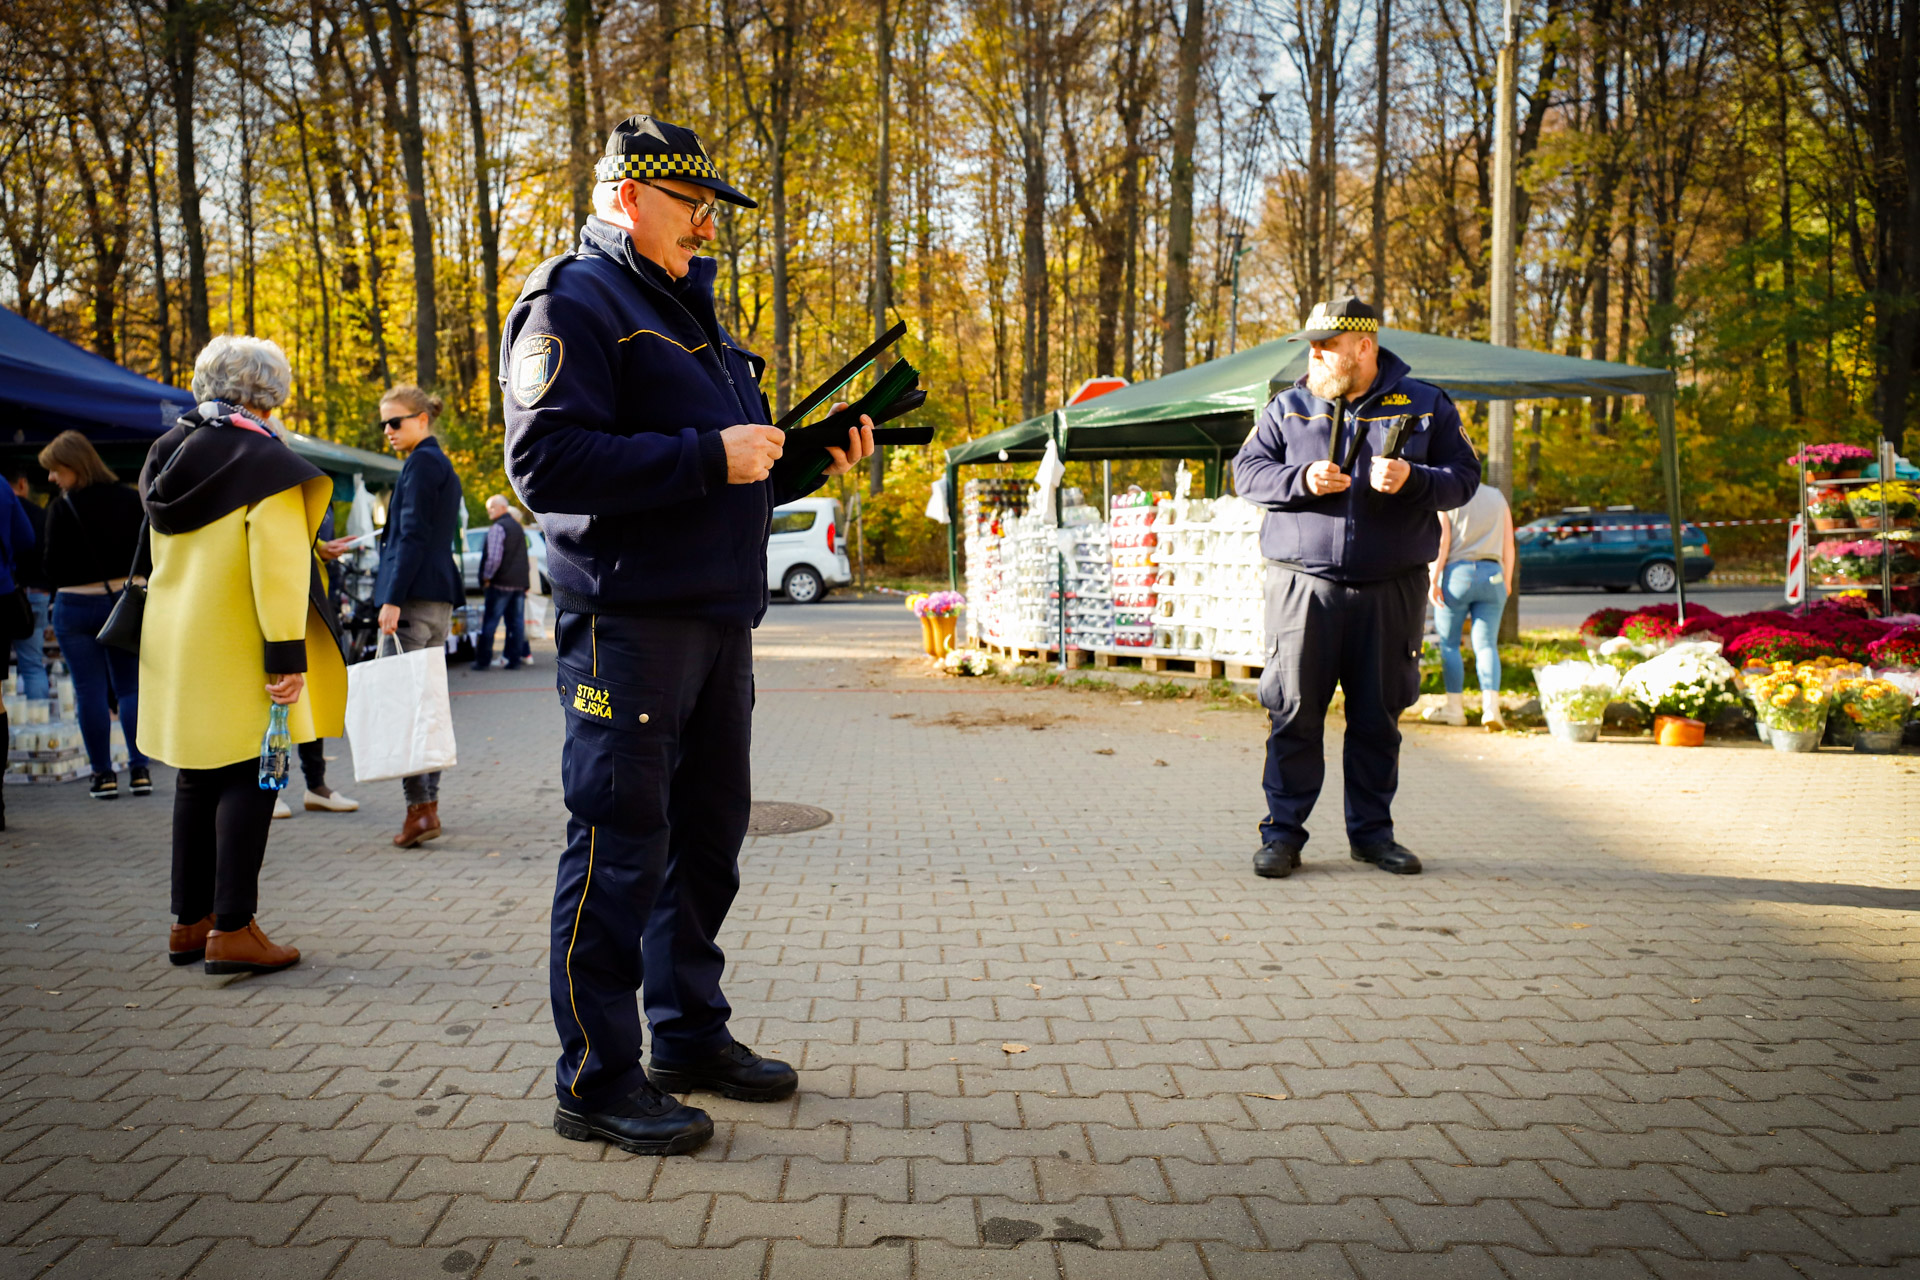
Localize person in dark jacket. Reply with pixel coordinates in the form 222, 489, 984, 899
1233, 298, 1480, 881
471, 495, 530, 671
370, 384, 464, 848
6, 467, 51, 699
0, 479, 37, 830
504, 114, 873, 1158
38, 430, 153, 800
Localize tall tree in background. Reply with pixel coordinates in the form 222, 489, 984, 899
1162, 0, 1204, 378
154, 0, 211, 349
357, 0, 436, 388
1370, 0, 1389, 312
1013, 0, 1053, 417
1800, 0, 1919, 451
870, 0, 895, 494
455, 0, 502, 427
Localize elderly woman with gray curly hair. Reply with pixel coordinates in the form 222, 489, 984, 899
138, 336, 348, 976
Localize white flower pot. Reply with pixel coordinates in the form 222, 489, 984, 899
1545, 710, 1601, 743
1768, 727, 1822, 753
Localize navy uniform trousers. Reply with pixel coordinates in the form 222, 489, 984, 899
1257, 564, 1426, 850
550, 609, 751, 1107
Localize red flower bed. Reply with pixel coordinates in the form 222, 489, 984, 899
1867, 626, 1920, 668
1578, 607, 1630, 640
1726, 626, 1842, 665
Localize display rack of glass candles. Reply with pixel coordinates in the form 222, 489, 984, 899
5, 672, 91, 784
1192, 495, 1267, 663
961, 477, 1024, 648
1009, 498, 1058, 649
1148, 493, 1222, 654
1108, 490, 1161, 649
1049, 501, 1112, 650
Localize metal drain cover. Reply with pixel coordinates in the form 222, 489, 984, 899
747, 802, 833, 836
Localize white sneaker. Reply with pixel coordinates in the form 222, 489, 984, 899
304, 788, 360, 812
272, 796, 293, 820
1421, 694, 1467, 726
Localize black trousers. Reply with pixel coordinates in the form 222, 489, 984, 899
1258, 564, 1425, 849
171, 759, 278, 923
549, 610, 752, 1107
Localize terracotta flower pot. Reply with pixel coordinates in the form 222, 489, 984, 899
1654, 715, 1705, 747
1812, 517, 1852, 531
1808, 470, 1841, 481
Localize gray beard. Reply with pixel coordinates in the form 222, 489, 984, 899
1306, 362, 1354, 400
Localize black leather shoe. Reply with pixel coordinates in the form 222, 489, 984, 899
554, 1087, 713, 1156
649, 1041, 798, 1102
1253, 841, 1303, 878
1350, 840, 1423, 875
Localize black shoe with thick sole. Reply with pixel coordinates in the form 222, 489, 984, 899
1350, 840, 1423, 875
88, 772, 119, 800
553, 1089, 713, 1156
1253, 841, 1303, 879
649, 1041, 799, 1102
129, 767, 152, 797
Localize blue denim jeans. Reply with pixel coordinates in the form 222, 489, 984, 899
12, 588, 50, 698
1432, 560, 1508, 695
51, 591, 148, 774
472, 587, 527, 671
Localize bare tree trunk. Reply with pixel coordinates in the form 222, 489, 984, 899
1161, 0, 1203, 377
1587, 0, 1616, 433
158, 0, 210, 350
654, 0, 675, 110
286, 56, 334, 393
140, 122, 175, 386
235, 20, 255, 334
869, 0, 893, 494
456, 0, 503, 428
357, 0, 438, 388
1015, 0, 1051, 417
1370, 0, 1389, 311
564, 0, 590, 232
585, 1, 608, 136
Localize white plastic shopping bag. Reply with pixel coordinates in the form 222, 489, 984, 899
344, 636, 458, 783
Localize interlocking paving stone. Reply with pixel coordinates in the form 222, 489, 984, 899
3, 599, 1916, 1274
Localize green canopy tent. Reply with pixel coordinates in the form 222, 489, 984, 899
943, 327, 1689, 613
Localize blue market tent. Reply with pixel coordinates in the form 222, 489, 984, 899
0, 306, 401, 488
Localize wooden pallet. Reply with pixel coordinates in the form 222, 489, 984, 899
992, 642, 1091, 667
1092, 650, 1225, 678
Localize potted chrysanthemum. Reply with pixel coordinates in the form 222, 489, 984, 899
1833, 678, 1910, 752
1749, 670, 1829, 752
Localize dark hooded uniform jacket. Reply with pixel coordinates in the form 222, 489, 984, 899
1233, 346, 1482, 581
501, 218, 827, 626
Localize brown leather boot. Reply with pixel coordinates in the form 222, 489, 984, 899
168, 914, 214, 966
393, 802, 441, 848
203, 919, 300, 975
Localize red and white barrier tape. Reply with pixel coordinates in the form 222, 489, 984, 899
1550, 517, 1794, 533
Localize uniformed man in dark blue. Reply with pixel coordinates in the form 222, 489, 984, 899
1233, 298, 1480, 881
503, 115, 874, 1156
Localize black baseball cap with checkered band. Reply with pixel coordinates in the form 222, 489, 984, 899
595, 114, 758, 209
1287, 296, 1380, 342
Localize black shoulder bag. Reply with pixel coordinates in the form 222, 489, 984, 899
96, 444, 189, 655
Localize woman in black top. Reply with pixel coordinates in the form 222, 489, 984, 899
38, 430, 152, 800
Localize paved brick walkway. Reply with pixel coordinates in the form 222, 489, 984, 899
2, 599, 1916, 1278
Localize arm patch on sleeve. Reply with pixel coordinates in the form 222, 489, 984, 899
512, 334, 564, 407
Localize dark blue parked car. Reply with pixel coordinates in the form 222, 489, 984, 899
1516, 507, 1714, 593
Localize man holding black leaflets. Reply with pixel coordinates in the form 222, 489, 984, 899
1233, 298, 1481, 881
503, 115, 874, 1156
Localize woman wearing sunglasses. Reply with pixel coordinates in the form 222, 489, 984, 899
366, 385, 466, 848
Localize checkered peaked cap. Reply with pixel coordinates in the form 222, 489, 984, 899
595, 114, 757, 208
1288, 296, 1380, 341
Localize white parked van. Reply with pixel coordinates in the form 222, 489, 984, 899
768, 497, 852, 603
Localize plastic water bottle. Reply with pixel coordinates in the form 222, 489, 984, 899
258, 703, 291, 791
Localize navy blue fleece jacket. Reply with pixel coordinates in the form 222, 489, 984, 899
1232, 347, 1481, 582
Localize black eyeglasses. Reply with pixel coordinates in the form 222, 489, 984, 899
638, 180, 720, 227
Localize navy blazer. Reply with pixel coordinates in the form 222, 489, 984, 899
502, 218, 825, 626
1233, 346, 1481, 582
373, 435, 464, 607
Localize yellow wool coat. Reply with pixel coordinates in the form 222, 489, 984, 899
137, 474, 347, 769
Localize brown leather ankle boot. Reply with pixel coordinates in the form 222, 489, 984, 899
203, 919, 300, 975
394, 803, 441, 848
169, 914, 214, 966
424, 801, 442, 837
